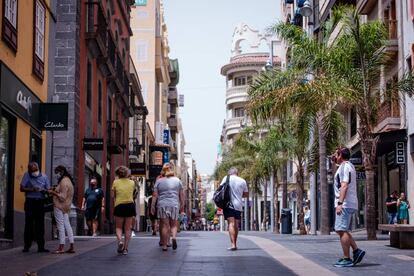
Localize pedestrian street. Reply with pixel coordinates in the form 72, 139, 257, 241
1, 231, 414, 276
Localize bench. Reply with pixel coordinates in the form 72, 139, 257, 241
378, 224, 414, 249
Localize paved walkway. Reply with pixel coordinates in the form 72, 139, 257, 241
1, 231, 413, 276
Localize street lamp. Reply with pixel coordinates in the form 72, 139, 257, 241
300, 0, 313, 17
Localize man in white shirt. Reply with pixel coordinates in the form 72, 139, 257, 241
332, 147, 365, 267
220, 167, 248, 250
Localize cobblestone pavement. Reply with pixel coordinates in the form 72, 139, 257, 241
1, 231, 413, 276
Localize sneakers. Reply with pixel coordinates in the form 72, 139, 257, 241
353, 249, 366, 265
334, 258, 354, 267
131, 231, 136, 237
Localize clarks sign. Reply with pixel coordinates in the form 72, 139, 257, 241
39, 103, 69, 131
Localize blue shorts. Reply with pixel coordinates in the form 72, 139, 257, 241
335, 208, 356, 232
224, 208, 241, 220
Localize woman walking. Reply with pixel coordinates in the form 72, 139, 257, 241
112, 166, 136, 255
397, 192, 410, 224
151, 163, 184, 251
48, 165, 75, 254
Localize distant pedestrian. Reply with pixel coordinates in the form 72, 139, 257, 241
397, 192, 410, 224
385, 191, 399, 224
201, 217, 207, 231
220, 167, 248, 251
332, 147, 365, 267
148, 195, 158, 235
48, 165, 75, 254
304, 206, 311, 234
82, 177, 105, 237
20, 162, 51, 253
182, 213, 188, 231
112, 166, 136, 255
151, 163, 184, 251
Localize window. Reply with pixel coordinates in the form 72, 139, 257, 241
233, 108, 245, 118
2, 0, 18, 50
30, 131, 42, 169
98, 81, 102, 124
87, 61, 92, 109
234, 77, 246, 86
33, 0, 45, 80
136, 41, 148, 62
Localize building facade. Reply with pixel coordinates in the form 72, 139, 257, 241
0, 0, 54, 247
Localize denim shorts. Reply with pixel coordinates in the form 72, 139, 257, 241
224, 208, 242, 220
334, 208, 356, 232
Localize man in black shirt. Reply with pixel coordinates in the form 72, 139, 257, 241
82, 178, 105, 236
385, 191, 398, 224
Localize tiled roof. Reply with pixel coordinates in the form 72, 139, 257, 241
221, 53, 281, 75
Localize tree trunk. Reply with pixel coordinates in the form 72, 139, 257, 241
360, 134, 378, 240
263, 179, 268, 231
254, 192, 259, 231
274, 170, 280, 233
283, 160, 288, 209
318, 112, 330, 235
296, 163, 307, 235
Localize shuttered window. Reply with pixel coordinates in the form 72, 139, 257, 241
2, 0, 18, 50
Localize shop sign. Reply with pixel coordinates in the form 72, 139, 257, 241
356, 172, 366, 180
95, 164, 103, 176
130, 162, 146, 176
134, 0, 147, 6
39, 103, 68, 131
0, 63, 40, 130
396, 142, 405, 164
83, 138, 104, 151
163, 150, 170, 164
179, 94, 184, 107
163, 128, 169, 144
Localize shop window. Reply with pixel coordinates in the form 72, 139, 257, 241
98, 81, 102, 124
233, 108, 245, 118
2, 0, 18, 51
30, 131, 42, 170
87, 61, 92, 109
33, 0, 45, 80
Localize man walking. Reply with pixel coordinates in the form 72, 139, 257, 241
385, 191, 398, 224
82, 178, 105, 236
332, 147, 365, 267
220, 167, 248, 251
20, 162, 50, 253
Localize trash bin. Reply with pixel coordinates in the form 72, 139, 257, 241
281, 208, 292, 234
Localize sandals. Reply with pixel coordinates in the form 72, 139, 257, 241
65, 248, 75, 254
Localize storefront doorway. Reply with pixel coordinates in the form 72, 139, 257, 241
0, 110, 15, 239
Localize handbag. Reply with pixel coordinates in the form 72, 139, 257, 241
43, 192, 54, 213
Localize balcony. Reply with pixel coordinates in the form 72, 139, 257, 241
226, 85, 249, 106
168, 117, 178, 131
97, 32, 116, 77
128, 137, 141, 157
107, 120, 123, 154
384, 19, 398, 53
374, 100, 401, 133
168, 88, 178, 105
225, 117, 243, 138
357, 0, 376, 14
85, 2, 107, 58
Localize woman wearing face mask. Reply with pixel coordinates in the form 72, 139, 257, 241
48, 165, 75, 254
20, 162, 51, 253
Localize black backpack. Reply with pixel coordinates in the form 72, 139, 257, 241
213, 175, 231, 209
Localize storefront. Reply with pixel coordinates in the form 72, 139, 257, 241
0, 62, 44, 242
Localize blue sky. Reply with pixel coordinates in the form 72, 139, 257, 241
163, 0, 281, 174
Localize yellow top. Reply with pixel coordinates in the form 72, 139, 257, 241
112, 178, 135, 207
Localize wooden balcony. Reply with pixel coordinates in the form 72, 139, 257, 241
107, 120, 124, 154
168, 117, 178, 131
168, 88, 178, 105
85, 2, 107, 58
374, 100, 401, 133
97, 32, 116, 77
357, 0, 376, 14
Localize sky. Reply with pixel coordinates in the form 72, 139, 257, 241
163, 0, 281, 175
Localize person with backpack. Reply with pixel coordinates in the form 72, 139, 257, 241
217, 167, 248, 251
332, 147, 365, 267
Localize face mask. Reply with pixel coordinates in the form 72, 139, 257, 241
56, 173, 62, 180
31, 171, 40, 177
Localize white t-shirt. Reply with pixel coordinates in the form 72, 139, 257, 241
220, 175, 248, 211
334, 161, 358, 210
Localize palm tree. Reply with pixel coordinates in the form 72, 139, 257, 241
331, 6, 414, 240
248, 17, 351, 234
